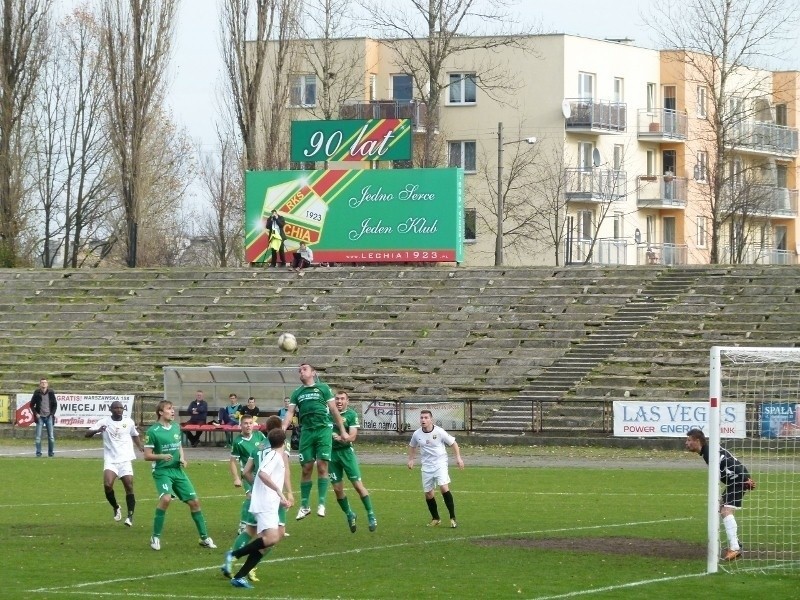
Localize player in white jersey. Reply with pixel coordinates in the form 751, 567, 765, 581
407, 409, 464, 528
222, 427, 292, 589
85, 401, 145, 526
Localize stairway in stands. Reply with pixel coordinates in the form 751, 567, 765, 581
474, 268, 700, 434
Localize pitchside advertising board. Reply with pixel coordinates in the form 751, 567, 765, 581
15, 394, 134, 428
613, 401, 747, 438
245, 167, 464, 264
760, 402, 800, 437
358, 400, 466, 432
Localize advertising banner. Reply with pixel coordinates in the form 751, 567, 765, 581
613, 401, 747, 438
358, 400, 466, 432
15, 394, 135, 428
290, 119, 412, 162
245, 168, 464, 264
760, 402, 800, 437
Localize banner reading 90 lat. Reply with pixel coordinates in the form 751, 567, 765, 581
244, 168, 464, 264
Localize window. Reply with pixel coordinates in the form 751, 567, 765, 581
613, 77, 624, 102
696, 216, 707, 248
776, 104, 788, 126
369, 74, 377, 101
646, 215, 656, 245
613, 212, 624, 239
663, 86, 676, 111
392, 159, 413, 169
289, 74, 316, 107
578, 72, 594, 100
697, 86, 707, 118
448, 73, 477, 104
578, 142, 593, 170
646, 150, 655, 176
696, 151, 708, 181
646, 83, 656, 112
464, 208, 476, 241
613, 144, 624, 171
392, 74, 413, 101
578, 210, 594, 240
290, 161, 316, 170
448, 141, 476, 172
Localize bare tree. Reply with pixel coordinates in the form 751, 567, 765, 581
651, 0, 799, 263
0, 0, 53, 266
101, 0, 178, 267
361, 0, 534, 167
196, 127, 244, 266
221, 0, 300, 170
300, 0, 369, 121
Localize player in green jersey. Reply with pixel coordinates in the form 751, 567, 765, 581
225, 413, 267, 580
330, 391, 377, 533
281, 363, 349, 520
143, 400, 215, 551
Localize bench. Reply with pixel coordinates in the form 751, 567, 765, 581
178, 408, 281, 446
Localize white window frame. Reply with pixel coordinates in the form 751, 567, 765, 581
578, 72, 594, 100
578, 142, 594, 170
646, 150, 655, 176
578, 210, 594, 240
613, 144, 624, 171
369, 74, 377, 101
696, 151, 708, 182
646, 215, 656, 245
696, 216, 707, 248
448, 73, 477, 105
613, 77, 624, 103
448, 140, 476, 173
646, 83, 656, 112
697, 86, 707, 118
289, 74, 317, 107
613, 211, 624, 239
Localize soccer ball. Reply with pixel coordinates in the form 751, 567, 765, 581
278, 332, 297, 352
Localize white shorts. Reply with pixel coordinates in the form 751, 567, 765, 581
103, 460, 134, 478
421, 466, 450, 493
253, 507, 280, 534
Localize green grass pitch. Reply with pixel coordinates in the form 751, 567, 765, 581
2, 451, 798, 599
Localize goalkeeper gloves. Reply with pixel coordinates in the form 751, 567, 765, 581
743, 478, 757, 491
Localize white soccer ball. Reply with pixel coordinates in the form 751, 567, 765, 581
278, 332, 297, 352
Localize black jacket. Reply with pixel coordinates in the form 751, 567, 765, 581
31, 388, 57, 417
265, 214, 286, 240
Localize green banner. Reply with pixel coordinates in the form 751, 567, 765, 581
290, 119, 412, 162
245, 168, 463, 263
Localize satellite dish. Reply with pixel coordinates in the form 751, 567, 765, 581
561, 99, 572, 119
592, 148, 601, 167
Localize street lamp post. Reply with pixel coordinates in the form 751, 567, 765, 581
496, 122, 537, 266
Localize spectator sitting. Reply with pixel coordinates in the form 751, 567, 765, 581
218, 393, 242, 426
240, 396, 260, 420
292, 242, 314, 272
184, 390, 208, 448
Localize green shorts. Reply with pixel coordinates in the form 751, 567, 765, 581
298, 426, 333, 465
329, 446, 361, 484
240, 496, 256, 526
152, 467, 197, 502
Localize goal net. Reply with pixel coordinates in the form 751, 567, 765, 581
708, 346, 800, 574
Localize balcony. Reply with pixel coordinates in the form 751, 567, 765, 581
721, 185, 798, 218
565, 168, 627, 202
718, 245, 796, 265
565, 238, 629, 265
636, 243, 688, 266
636, 175, 687, 209
727, 121, 799, 157
564, 99, 627, 134
637, 109, 688, 141
339, 100, 434, 132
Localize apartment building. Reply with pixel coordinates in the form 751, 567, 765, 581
276, 34, 799, 266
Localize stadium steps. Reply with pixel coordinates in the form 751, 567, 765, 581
474, 268, 701, 434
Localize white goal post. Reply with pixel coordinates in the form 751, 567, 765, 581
708, 346, 800, 574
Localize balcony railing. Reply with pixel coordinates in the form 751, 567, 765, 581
720, 185, 798, 217
636, 175, 688, 208
718, 245, 796, 265
565, 238, 629, 265
637, 108, 688, 140
564, 98, 627, 133
339, 100, 433, 132
565, 168, 627, 202
636, 243, 688, 266
727, 121, 799, 157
